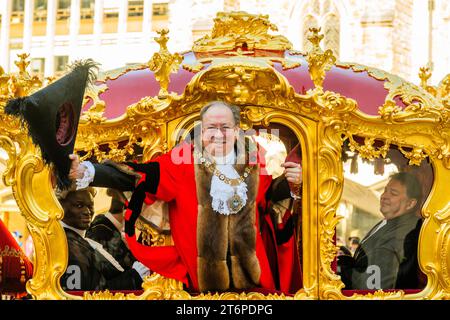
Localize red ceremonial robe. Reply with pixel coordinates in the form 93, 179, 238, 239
122, 142, 276, 292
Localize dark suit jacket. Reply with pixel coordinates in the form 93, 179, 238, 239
86, 214, 136, 270
60, 228, 142, 291
395, 218, 424, 289
340, 212, 419, 290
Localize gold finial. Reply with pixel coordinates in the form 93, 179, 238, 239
308, 27, 324, 49
154, 28, 170, 52
418, 65, 437, 96
419, 66, 432, 88
148, 29, 183, 99
15, 53, 31, 76
0, 53, 42, 99
306, 27, 336, 90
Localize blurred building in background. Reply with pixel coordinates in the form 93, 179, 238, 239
0, 0, 448, 82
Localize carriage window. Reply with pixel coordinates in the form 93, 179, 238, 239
250, 124, 304, 294
336, 143, 431, 291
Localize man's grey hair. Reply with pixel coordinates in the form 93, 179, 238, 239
199, 100, 241, 126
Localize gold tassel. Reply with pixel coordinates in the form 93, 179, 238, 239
350, 154, 358, 174
374, 158, 385, 175
20, 257, 25, 284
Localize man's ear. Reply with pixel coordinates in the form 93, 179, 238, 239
406, 198, 418, 211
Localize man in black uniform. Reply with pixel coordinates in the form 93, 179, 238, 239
58, 188, 149, 291
86, 188, 136, 270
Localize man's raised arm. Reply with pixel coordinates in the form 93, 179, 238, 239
68, 154, 136, 191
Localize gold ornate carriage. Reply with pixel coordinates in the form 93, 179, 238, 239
1, 11, 450, 300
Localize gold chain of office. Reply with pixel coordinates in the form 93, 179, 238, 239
194, 150, 254, 187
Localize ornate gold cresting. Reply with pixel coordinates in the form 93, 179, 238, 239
335, 61, 450, 168
83, 272, 294, 300
148, 29, 183, 98
192, 11, 292, 53
80, 83, 108, 124
306, 28, 336, 91
184, 12, 300, 74
0, 53, 42, 100
338, 62, 445, 123
183, 54, 301, 74
183, 56, 296, 106
418, 66, 450, 103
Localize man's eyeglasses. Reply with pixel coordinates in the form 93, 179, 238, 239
202, 126, 236, 135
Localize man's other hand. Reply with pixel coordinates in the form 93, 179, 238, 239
281, 161, 302, 185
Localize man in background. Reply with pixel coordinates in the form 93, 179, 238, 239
58, 188, 149, 291
86, 188, 135, 270
338, 172, 422, 290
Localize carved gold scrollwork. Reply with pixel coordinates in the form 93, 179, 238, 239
437, 75, 450, 100
417, 66, 450, 103
398, 145, 428, 166
337, 62, 446, 124
0, 139, 71, 299
138, 273, 191, 300
192, 11, 292, 53
83, 273, 296, 300
0, 54, 42, 102
0, 135, 17, 186
317, 125, 345, 299
135, 219, 169, 246
183, 55, 301, 75
0, 54, 72, 299
183, 57, 295, 108
346, 136, 390, 160
413, 160, 450, 299
83, 290, 138, 300
80, 83, 108, 124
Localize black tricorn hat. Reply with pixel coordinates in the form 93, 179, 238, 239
5, 59, 99, 189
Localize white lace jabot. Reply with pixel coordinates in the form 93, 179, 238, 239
210, 151, 248, 215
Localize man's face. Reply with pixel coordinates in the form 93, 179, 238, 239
380, 179, 417, 220
61, 190, 95, 230
201, 105, 238, 157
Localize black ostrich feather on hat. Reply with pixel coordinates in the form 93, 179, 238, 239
5, 59, 100, 190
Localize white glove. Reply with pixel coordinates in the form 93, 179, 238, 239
132, 261, 151, 279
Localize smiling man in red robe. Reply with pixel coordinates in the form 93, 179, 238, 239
69, 100, 302, 293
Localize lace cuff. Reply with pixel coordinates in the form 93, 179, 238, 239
75, 161, 95, 190
132, 261, 151, 279
290, 191, 301, 201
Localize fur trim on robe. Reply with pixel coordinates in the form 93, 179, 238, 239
194, 136, 261, 292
